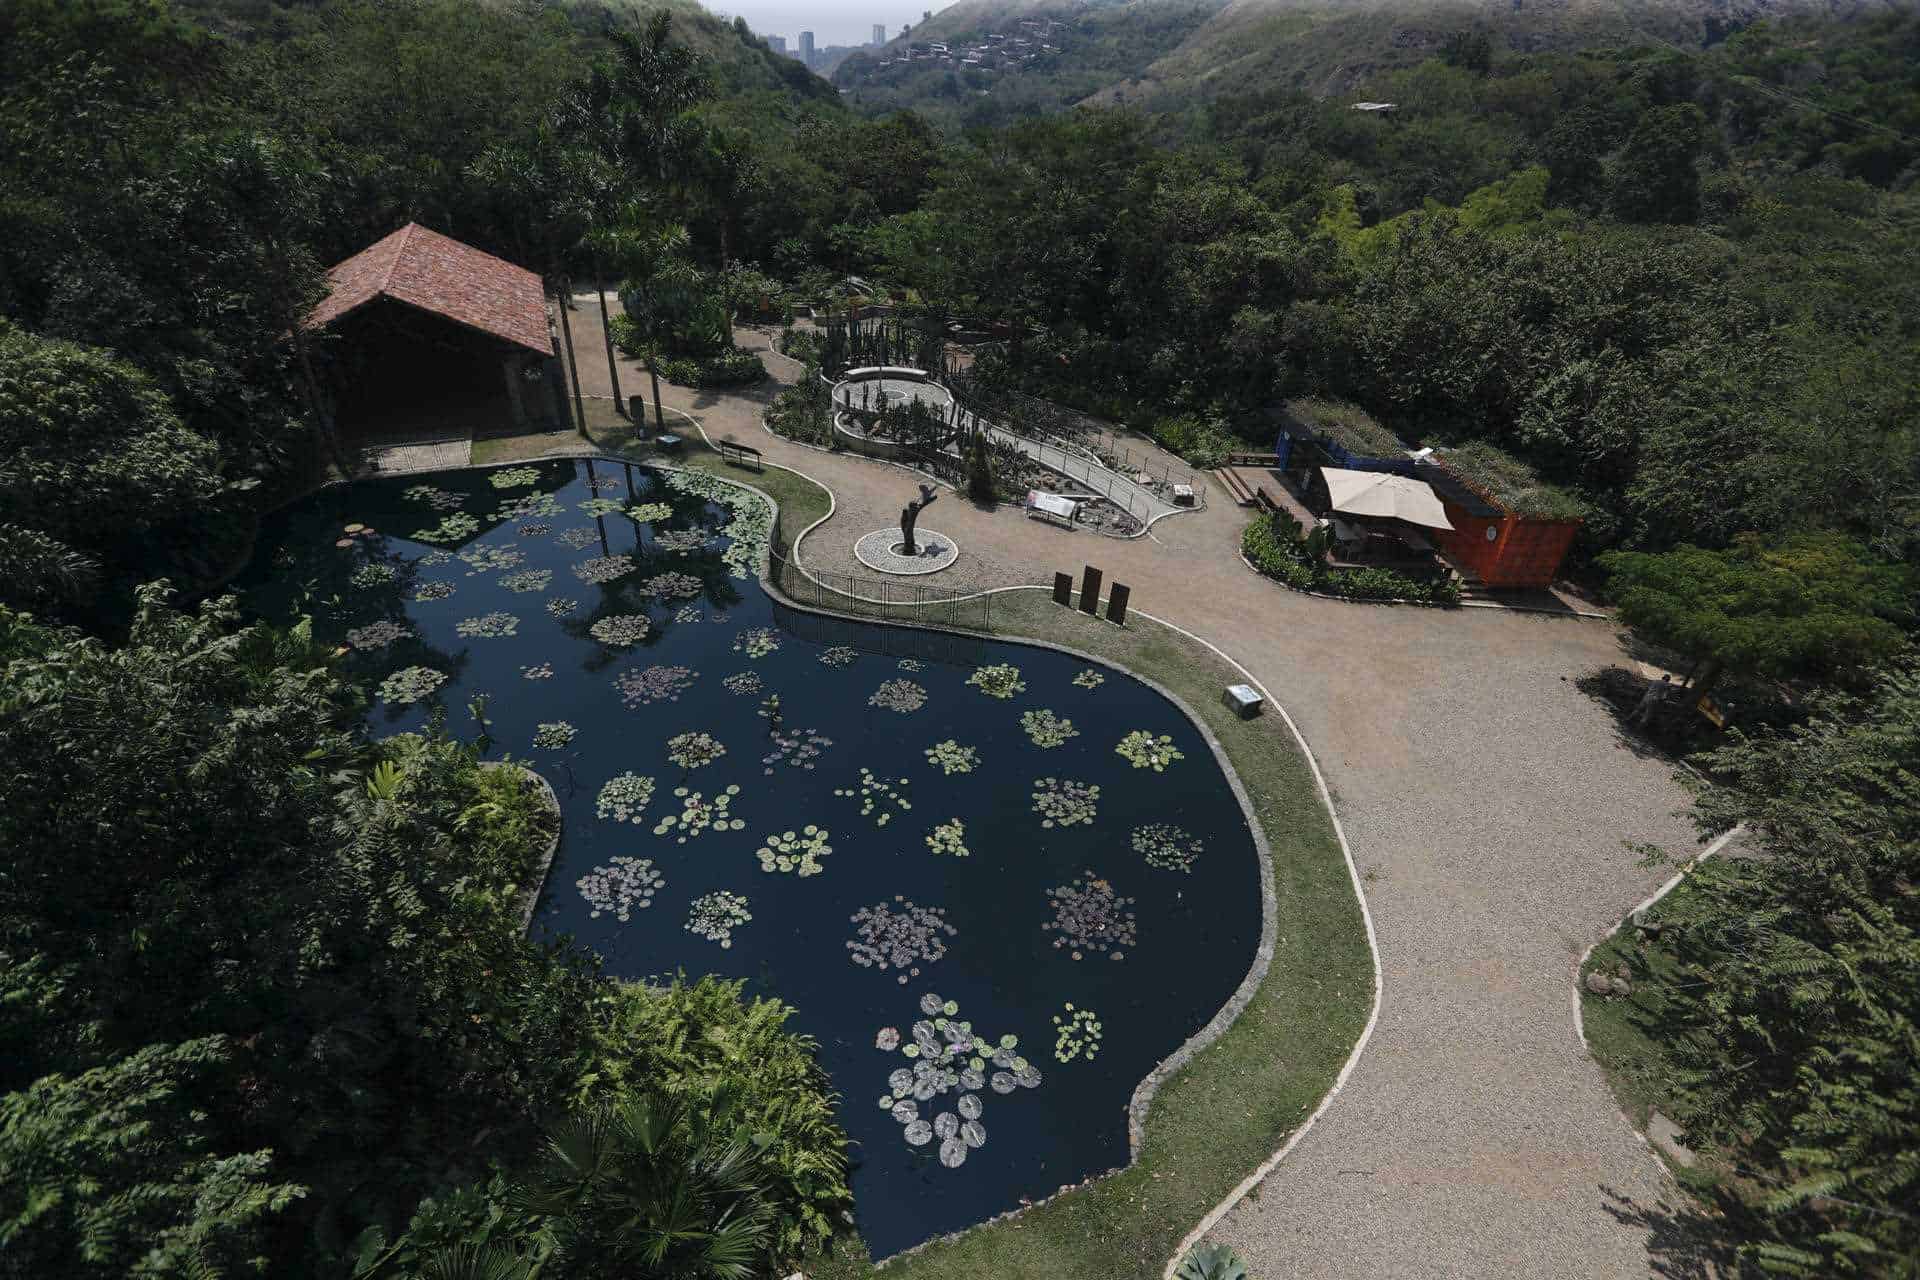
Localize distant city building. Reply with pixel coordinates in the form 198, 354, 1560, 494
767, 33, 785, 53
799, 30, 815, 65
872, 23, 886, 45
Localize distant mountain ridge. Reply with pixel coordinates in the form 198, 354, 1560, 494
835, 0, 1909, 120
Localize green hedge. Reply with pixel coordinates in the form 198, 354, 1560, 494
656, 349, 768, 388
1242, 513, 1460, 606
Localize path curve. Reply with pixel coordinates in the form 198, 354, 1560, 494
565, 300, 1703, 1278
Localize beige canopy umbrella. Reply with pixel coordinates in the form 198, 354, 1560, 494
1320, 467, 1454, 530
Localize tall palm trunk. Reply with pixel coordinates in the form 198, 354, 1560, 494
647, 361, 665, 433
554, 280, 587, 438
595, 262, 624, 417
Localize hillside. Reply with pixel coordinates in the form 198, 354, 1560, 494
834, 0, 1910, 123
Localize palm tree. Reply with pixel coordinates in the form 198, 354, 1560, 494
598, 216, 703, 434
513, 1094, 778, 1279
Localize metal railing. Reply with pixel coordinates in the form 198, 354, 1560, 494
768, 510, 997, 633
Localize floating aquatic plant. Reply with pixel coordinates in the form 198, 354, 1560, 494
516, 521, 551, 538
672, 605, 703, 626
585, 473, 625, 493
488, 466, 541, 489
897, 658, 925, 672
818, 646, 858, 668
590, 614, 652, 647
498, 569, 553, 593
652, 784, 746, 842
868, 679, 927, 713
402, 484, 463, 510
1072, 668, 1106, 689
555, 528, 599, 551
639, 571, 703, 601
967, 663, 1026, 699
1020, 709, 1079, 748
733, 627, 780, 659
577, 855, 662, 921
595, 773, 655, 824
349, 562, 396, 588
923, 740, 977, 775
762, 728, 831, 774
455, 611, 519, 639
684, 890, 751, 947
458, 545, 523, 576
573, 554, 636, 585
416, 549, 453, 567
626, 501, 672, 523
1031, 777, 1099, 828
835, 768, 912, 826
925, 819, 969, 858
614, 664, 696, 707
755, 825, 832, 876
1132, 822, 1203, 873
378, 666, 445, 705
721, 671, 763, 696
666, 731, 727, 770
662, 472, 771, 578
533, 721, 575, 748
848, 897, 956, 982
872, 992, 1038, 1169
345, 620, 411, 651
521, 663, 554, 681
654, 529, 712, 554
544, 597, 578, 618
498, 492, 563, 522
1043, 872, 1137, 960
414, 581, 455, 602
578, 497, 626, 518
412, 512, 481, 544
1052, 1004, 1103, 1063
1116, 729, 1184, 771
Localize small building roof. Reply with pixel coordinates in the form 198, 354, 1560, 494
306, 222, 553, 357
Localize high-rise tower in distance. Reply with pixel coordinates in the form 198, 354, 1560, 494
872, 23, 886, 45
799, 30, 815, 65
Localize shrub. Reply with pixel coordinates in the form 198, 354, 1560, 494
965, 430, 996, 502
1242, 514, 1460, 606
1150, 412, 1239, 469
657, 349, 767, 388
765, 371, 834, 446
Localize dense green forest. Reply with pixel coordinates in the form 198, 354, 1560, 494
1, 0, 1916, 1275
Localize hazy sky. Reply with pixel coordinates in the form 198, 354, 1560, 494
709, 0, 956, 50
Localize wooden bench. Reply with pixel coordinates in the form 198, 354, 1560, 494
717, 437, 763, 471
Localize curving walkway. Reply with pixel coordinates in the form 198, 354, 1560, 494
564, 299, 1702, 1278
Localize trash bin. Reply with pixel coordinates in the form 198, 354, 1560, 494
1223, 684, 1263, 719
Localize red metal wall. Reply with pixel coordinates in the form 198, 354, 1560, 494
1433, 504, 1580, 588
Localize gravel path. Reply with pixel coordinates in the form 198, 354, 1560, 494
564, 298, 1699, 1278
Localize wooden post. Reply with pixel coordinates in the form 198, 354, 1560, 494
1052, 572, 1072, 606
1106, 582, 1130, 625
1079, 565, 1101, 615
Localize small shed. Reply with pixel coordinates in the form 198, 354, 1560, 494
304, 223, 561, 445
1420, 442, 1586, 588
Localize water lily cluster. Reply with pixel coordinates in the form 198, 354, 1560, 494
967, 663, 1026, 699
868, 679, 927, 713
595, 772, 656, 824
653, 784, 747, 842
684, 890, 751, 948
577, 855, 664, 921
1032, 777, 1100, 828
614, 664, 696, 707
666, 731, 726, 770
402, 484, 463, 510
1132, 822, 1203, 873
836, 768, 912, 826
455, 611, 519, 639
412, 512, 480, 543
516, 521, 551, 537
498, 569, 553, 593
848, 898, 956, 983
1072, 668, 1106, 689
1052, 1004, 1103, 1063
1115, 729, 1184, 771
626, 501, 673, 523
734, 627, 781, 658
1043, 872, 1137, 960
499, 493, 563, 521
755, 825, 833, 876
349, 562, 396, 588
521, 663, 554, 680
458, 546, 522, 575
721, 671, 763, 696
654, 529, 712, 554
578, 497, 626, 518
817, 646, 858, 667
488, 466, 541, 489
664, 472, 770, 579
414, 581, 455, 602
762, 728, 831, 774
874, 992, 1041, 1170
638, 571, 703, 601
555, 528, 600, 551
532, 721, 575, 749
378, 666, 446, 705
923, 740, 978, 775
544, 597, 578, 617
925, 818, 969, 858
1020, 709, 1079, 748
345, 620, 411, 651
572, 553, 635, 585
590, 614, 651, 647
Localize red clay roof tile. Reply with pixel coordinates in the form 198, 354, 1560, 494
306, 223, 553, 357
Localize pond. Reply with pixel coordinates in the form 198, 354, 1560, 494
236, 457, 1263, 1258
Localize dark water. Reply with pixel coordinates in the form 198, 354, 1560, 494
235, 457, 1261, 1258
